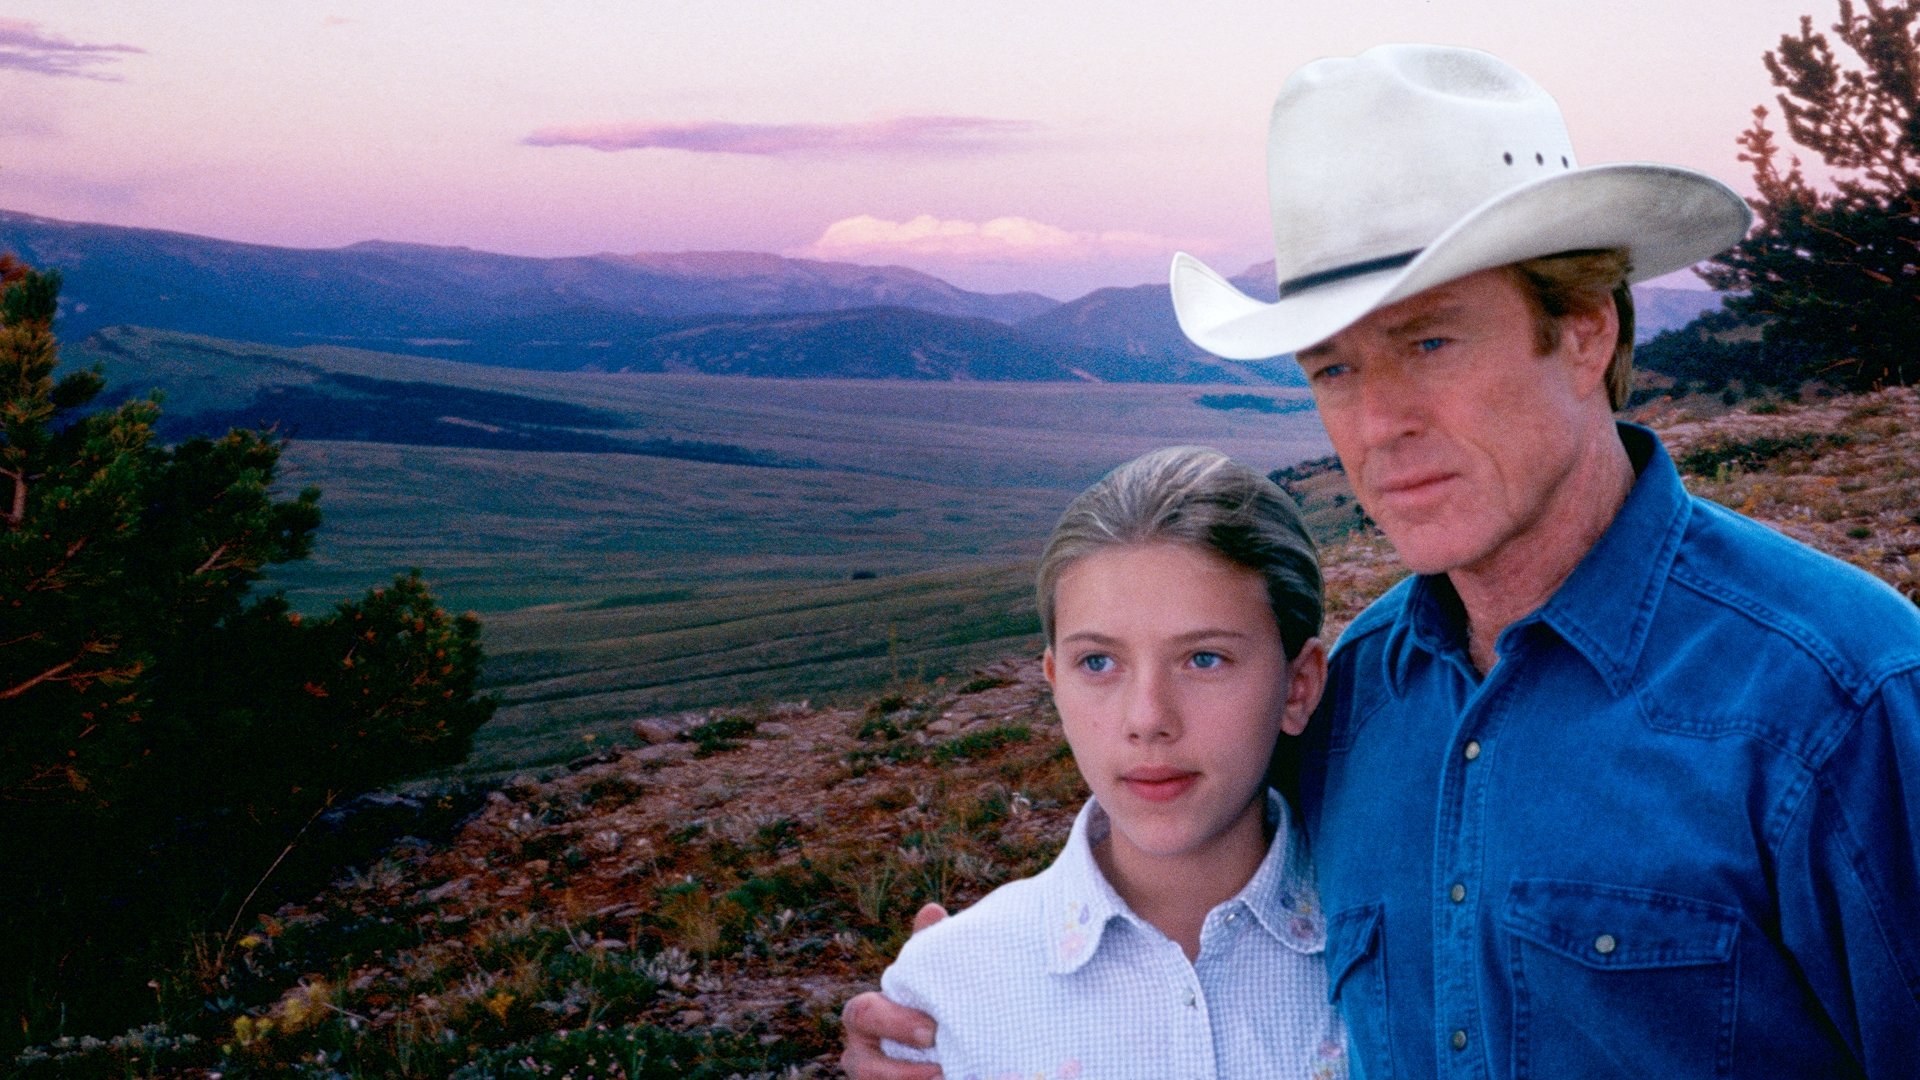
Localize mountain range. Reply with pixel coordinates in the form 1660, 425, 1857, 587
2, 208, 1719, 385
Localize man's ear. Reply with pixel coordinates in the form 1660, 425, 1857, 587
1560, 297, 1620, 399
1280, 637, 1328, 736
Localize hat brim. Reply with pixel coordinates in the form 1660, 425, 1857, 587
1171, 163, 1752, 360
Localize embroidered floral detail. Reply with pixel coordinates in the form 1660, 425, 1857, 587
1311, 1035, 1349, 1079
1278, 885, 1324, 944
1057, 900, 1093, 962
1057, 1060, 1082, 1079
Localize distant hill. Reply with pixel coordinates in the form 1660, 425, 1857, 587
623, 305, 1275, 382
76, 326, 803, 465
5, 208, 1723, 385
1013, 264, 1720, 383
1014, 262, 1301, 385
0, 207, 1054, 352
1633, 286, 1725, 340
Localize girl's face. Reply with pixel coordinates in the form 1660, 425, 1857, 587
1045, 541, 1325, 882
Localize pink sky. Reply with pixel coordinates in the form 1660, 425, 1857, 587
1, 1, 1831, 298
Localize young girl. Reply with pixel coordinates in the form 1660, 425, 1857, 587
879, 445, 1347, 1079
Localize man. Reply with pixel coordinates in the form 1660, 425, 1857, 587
843, 44, 1920, 1078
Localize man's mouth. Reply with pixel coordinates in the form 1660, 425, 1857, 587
1373, 471, 1457, 508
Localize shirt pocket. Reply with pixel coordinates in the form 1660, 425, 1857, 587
1501, 878, 1739, 1080
1326, 901, 1394, 1080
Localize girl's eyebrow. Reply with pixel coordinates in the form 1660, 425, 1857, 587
1057, 629, 1252, 646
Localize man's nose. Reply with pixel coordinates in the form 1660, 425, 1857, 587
1354, 360, 1425, 446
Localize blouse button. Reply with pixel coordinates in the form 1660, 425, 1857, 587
1594, 933, 1617, 955
1463, 740, 1482, 761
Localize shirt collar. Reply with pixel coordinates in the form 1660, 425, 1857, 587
1041, 791, 1325, 976
1386, 423, 1691, 696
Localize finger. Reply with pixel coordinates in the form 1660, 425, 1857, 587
839, 1040, 945, 1080
911, 902, 950, 934
842, 990, 937, 1048
840, 991, 943, 1080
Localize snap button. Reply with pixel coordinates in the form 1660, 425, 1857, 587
1594, 933, 1617, 955
1463, 740, 1481, 761
1449, 883, 1466, 903
1451, 1029, 1468, 1051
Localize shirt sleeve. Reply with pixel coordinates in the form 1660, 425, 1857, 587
876, 946, 943, 1067
1777, 666, 1920, 1076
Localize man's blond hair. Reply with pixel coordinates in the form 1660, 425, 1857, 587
1509, 249, 1636, 410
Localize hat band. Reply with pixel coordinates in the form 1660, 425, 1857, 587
1277, 248, 1422, 299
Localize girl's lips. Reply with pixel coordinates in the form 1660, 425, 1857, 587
1121, 771, 1198, 802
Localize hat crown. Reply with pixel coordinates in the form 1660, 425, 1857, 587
1268, 44, 1579, 289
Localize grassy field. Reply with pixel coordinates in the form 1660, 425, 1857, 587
74, 328, 1335, 773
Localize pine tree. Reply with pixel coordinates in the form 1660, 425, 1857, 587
0, 259, 495, 1048
1703, 0, 1920, 389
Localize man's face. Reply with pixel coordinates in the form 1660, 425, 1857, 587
1294, 268, 1615, 578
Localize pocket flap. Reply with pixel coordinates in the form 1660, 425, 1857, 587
1324, 901, 1384, 998
1502, 878, 1739, 970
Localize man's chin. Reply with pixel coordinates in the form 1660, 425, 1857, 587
1373, 522, 1478, 578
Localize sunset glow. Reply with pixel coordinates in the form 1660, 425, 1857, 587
2, 0, 1828, 297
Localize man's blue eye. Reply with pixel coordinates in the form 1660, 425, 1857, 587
1309, 362, 1349, 382
1190, 651, 1224, 670
1080, 654, 1114, 674
1417, 337, 1448, 353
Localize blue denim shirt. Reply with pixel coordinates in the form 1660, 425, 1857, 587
1301, 423, 1920, 1080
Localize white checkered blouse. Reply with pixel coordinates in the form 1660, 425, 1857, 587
880, 792, 1348, 1080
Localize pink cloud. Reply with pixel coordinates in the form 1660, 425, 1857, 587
523, 115, 1035, 156
794, 214, 1177, 264
0, 18, 143, 80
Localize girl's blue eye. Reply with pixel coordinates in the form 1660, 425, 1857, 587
1190, 651, 1224, 670
1079, 654, 1114, 674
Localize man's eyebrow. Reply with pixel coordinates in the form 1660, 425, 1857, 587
1383, 304, 1468, 336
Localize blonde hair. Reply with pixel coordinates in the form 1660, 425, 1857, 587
1508, 248, 1637, 409
1035, 446, 1322, 658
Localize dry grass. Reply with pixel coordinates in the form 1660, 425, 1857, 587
22, 387, 1920, 1078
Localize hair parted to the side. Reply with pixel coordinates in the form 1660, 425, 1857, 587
1035, 446, 1322, 659
1507, 248, 1637, 410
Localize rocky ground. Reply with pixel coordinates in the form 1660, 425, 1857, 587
21, 387, 1919, 1078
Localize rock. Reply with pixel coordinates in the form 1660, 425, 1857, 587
524, 859, 550, 876
636, 742, 695, 764
632, 718, 677, 744
676, 1009, 707, 1026
566, 749, 620, 772
757, 721, 793, 737
926, 718, 957, 735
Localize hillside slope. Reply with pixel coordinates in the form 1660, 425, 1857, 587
21, 389, 1918, 1079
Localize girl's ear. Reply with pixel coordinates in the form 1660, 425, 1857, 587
1042, 646, 1057, 688
1280, 637, 1328, 736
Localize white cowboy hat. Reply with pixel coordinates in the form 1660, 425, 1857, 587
1170, 43, 1753, 360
